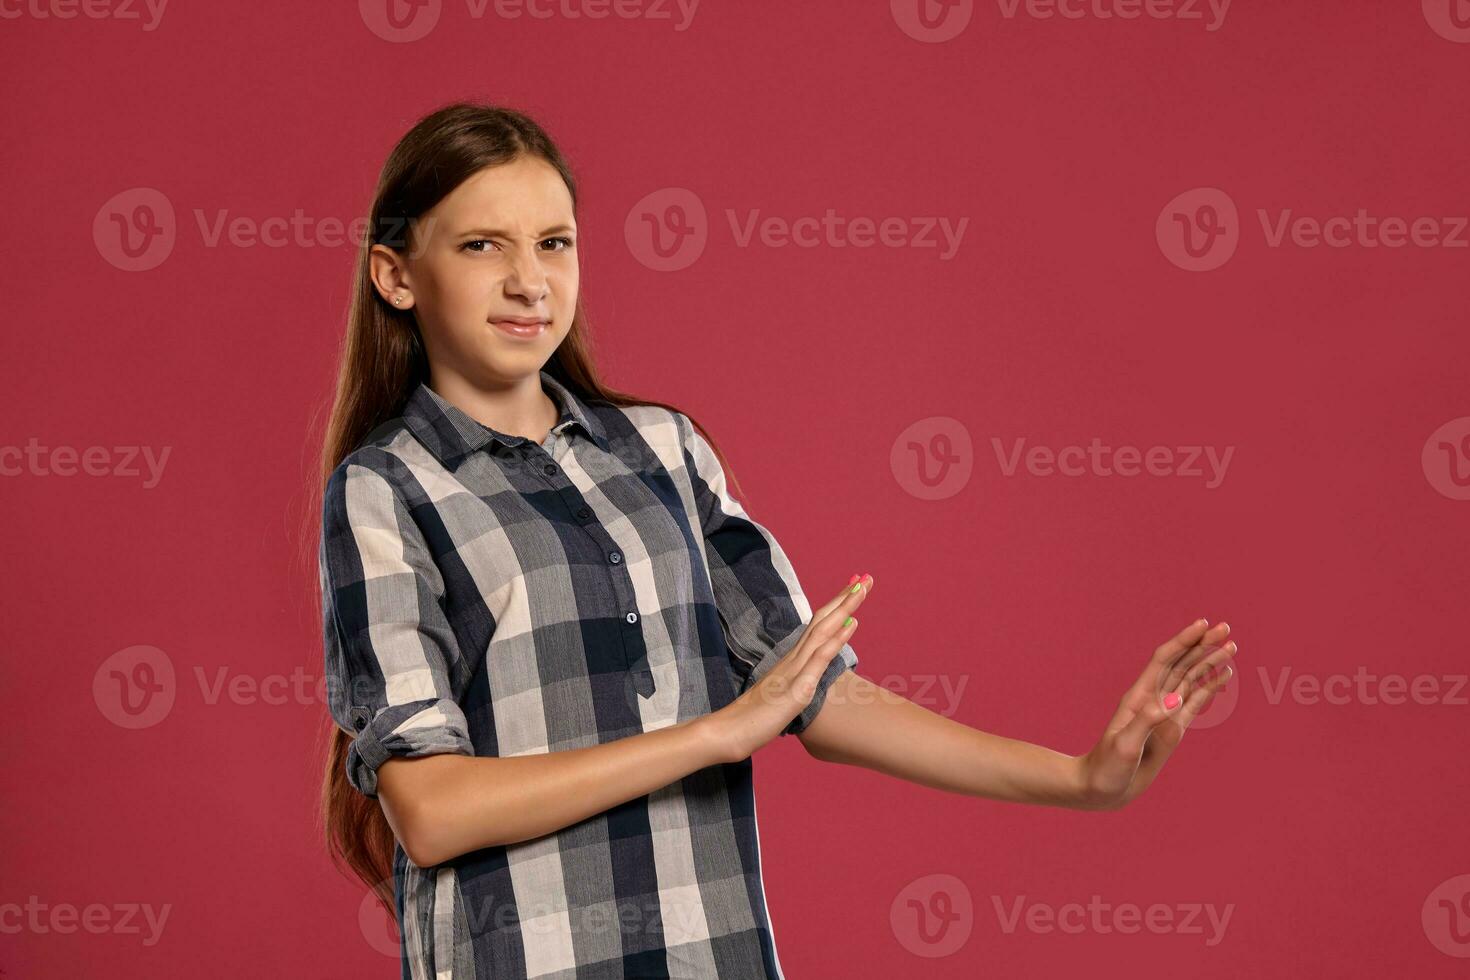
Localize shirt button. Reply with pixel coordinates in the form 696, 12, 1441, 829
576, 507, 591, 520
625, 612, 639, 624
543, 462, 558, 475
609, 550, 622, 564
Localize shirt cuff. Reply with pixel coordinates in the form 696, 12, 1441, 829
744, 631, 860, 736
343, 697, 475, 798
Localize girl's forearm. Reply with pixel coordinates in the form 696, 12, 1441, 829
799, 671, 1096, 810
378, 715, 728, 867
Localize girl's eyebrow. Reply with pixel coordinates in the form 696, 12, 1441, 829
455, 224, 576, 238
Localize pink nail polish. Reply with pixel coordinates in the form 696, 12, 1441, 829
1163, 692, 1181, 710
847, 574, 860, 585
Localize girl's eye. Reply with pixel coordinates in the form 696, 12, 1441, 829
460, 237, 575, 253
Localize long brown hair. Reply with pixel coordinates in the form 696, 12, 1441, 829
306, 101, 740, 920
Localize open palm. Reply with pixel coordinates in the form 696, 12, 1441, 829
1079, 618, 1238, 810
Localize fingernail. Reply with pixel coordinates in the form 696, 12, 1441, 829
1163, 692, 1182, 710
843, 615, 856, 627
847, 574, 860, 586
861, 573, 873, 586
848, 582, 862, 594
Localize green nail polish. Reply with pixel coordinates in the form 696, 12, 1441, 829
849, 583, 862, 594
843, 616, 855, 627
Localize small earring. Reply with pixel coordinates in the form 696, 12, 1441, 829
393, 295, 403, 305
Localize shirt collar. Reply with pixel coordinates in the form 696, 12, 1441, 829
402, 368, 609, 467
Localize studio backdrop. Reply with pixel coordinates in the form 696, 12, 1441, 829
4, 2, 1468, 978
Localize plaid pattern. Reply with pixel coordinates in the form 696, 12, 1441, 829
319, 369, 859, 979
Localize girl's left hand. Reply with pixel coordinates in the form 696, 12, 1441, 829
1077, 618, 1238, 810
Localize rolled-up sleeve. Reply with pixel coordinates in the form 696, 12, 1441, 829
674, 411, 859, 735
319, 458, 475, 798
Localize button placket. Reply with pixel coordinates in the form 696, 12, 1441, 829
516, 439, 650, 690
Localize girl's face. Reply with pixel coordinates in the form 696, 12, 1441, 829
373, 155, 578, 386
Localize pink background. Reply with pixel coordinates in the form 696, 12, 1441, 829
5, 1, 1468, 976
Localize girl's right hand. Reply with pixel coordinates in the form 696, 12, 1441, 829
707, 574, 873, 764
